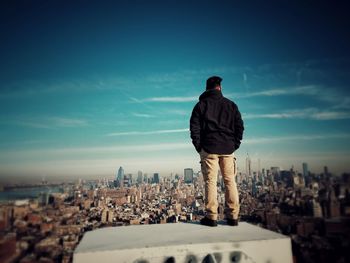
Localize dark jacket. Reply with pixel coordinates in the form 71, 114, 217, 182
190, 89, 244, 154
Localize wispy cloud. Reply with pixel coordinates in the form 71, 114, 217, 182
233, 84, 350, 111
244, 133, 350, 144
49, 117, 87, 127
140, 85, 319, 103
229, 85, 319, 99
132, 113, 155, 118
312, 111, 350, 120
142, 96, 198, 102
4, 116, 88, 129
166, 109, 189, 116
244, 108, 350, 120
106, 128, 189, 136
127, 95, 156, 110
249, 85, 317, 97
138, 84, 350, 116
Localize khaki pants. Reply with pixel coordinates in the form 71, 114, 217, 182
200, 149, 240, 220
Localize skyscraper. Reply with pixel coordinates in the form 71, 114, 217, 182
324, 166, 329, 175
153, 173, 160, 184
184, 168, 194, 184
302, 163, 308, 178
246, 154, 252, 177
302, 162, 309, 186
324, 166, 330, 179
117, 166, 124, 182
137, 171, 143, 184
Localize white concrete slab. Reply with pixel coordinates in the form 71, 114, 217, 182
74, 222, 293, 263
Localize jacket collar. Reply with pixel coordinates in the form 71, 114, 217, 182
199, 89, 223, 101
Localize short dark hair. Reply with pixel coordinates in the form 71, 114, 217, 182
206, 76, 222, 90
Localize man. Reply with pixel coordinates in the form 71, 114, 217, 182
190, 76, 244, 227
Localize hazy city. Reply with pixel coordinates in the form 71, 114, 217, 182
1, 157, 350, 262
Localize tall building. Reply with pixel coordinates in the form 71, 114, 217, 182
324, 166, 331, 180
246, 154, 252, 177
184, 168, 194, 184
302, 162, 310, 186
302, 163, 308, 178
116, 166, 124, 182
153, 173, 160, 184
137, 171, 143, 184
260, 168, 266, 185
324, 166, 329, 175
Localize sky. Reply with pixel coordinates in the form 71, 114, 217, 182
1, 0, 350, 182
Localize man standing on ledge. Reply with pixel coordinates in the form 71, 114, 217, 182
190, 76, 244, 227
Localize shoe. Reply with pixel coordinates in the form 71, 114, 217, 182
200, 217, 218, 227
227, 218, 239, 226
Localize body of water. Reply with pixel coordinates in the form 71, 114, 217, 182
0, 186, 64, 202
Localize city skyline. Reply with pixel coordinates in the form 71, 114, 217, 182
1, 1, 350, 179
2, 149, 348, 262
0, 159, 337, 185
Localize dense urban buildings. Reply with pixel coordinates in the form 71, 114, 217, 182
0, 161, 350, 263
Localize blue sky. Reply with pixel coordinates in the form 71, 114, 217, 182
1, 0, 350, 181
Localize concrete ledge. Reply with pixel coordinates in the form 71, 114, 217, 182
73, 222, 293, 263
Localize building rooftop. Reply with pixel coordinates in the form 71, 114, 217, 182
74, 221, 293, 263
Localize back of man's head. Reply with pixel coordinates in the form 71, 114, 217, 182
206, 76, 222, 90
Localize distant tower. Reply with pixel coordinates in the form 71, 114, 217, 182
184, 168, 194, 184
137, 171, 143, 184
128, 174, 133, 186
153, 173, 160, 184
246, 153, 252, 177
302, 163, 308, 178
324, 166, 328, 175
261, 168, 265, 185
302, 162, 309, 186
117, 166, 124, 182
